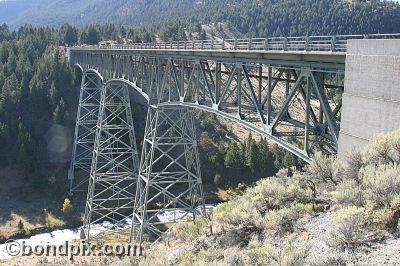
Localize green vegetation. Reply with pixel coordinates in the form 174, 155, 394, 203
2, 0, 400, 40
61, 198, 73, 215
0, 1, 399, 262
196, 113, 304, 196
201, 0, 400, 37
0, 25, 78, 195
132, 130, 400, 265
44, 211, 65, 227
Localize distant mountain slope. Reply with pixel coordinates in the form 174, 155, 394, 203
0, 0, 41, 25
0, 0, 399, 38
0, 0, 207, 28
195, 0, 400, 37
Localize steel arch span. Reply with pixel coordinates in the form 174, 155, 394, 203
69, 67, 206, 243
69, 51, 343, 162
68, 39, 351, 243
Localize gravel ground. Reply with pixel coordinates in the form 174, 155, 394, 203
303, 211, 400, 266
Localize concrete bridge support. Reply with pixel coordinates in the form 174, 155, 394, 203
339, 40, 400, 158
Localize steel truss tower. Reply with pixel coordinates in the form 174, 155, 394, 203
130, 105, 205, 243
69, 70, 103, 194
82, 80, 140, 241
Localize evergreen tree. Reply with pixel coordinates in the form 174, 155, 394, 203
60, 23, 78, 46
246, 139, 259, 173
224, 141, 242, 170
61, 198, 73, 214
79, 30, 87, 44
1, 74, 20, 106
85, 26, 101, 45
214, 173, 222, 187
18, 143, 30, 169
258, 138, 274, 175
53, 98, 66, 124
49, 81, 58, 108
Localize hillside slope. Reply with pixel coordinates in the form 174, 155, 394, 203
0, 0, 208, 28
1, 0, 400, 38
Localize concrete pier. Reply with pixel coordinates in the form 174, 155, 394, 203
338, 39, 400, 158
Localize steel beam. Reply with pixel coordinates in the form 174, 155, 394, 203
69, 70, 103, 195
130, 105, 205, 244
81, 80, 140, 242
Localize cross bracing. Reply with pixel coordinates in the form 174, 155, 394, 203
69, 70, 103, 194
81, 80, 140, 241
69, 51, 344, 162
68, 36, 378, 244
130, 105, 204, 243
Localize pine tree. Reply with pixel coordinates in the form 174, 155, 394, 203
18, 143, 30, 170
225, 141, 241, 169
214, 174, 222, 187
61, 198, 73, 214
86, 26, 101, 45
53, 98, 66, 124
246, 139, 259, 173
258, 138, 274, 175
49, 81, 58, 108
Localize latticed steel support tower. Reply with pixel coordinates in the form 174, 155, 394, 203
81, 80, 140, 241
130, 105, 205, 243
69, 70, 103, 194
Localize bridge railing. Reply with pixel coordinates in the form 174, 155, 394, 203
74, 34, 400, 53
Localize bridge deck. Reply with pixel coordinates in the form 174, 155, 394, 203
69, 48, 346, 70
67, 34, 400, 162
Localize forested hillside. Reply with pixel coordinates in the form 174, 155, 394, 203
0, 0, 207, 28
193, 0, 400, 37
0, 25, 78, 188
1, 0, 400, 38
0, 0, 399, 263
0, 0, 398, 199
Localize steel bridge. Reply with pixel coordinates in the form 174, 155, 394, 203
67, 34, 400, 244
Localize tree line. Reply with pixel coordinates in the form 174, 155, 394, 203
0, 24, 79, 193
196, 112, 304, 188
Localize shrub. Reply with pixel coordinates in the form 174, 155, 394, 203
248, 172, 314, 213
169, 218, 208, 242
217, 128, 227, 138
365, 196, 400, 231
223, 247, 245, 266
217, 200, 264, 244
177, 251, 198, 265
139, 246, 168, 266
45, 212, 65, 227
214, 174, 222, 187
333, 179, 365, 207
362, 130, 400, 165
329, 206, 366, 253
344, 151, 363, 180
197, 248, 225, 264
308, 251, 354, 266
264, 203, 314, 236
365, 206, 394, 230
245, 237, 310, 266
61, 198, 73, 214
360, 164, 400, 208
306, 152, 346, 186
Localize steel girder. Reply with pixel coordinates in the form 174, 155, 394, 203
81, 80, 140, 241
68, 70, 103, 194
130, 105, 205, 243
71, 52, 343, 162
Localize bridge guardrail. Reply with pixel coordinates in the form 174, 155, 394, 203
72, 33, 400, 53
